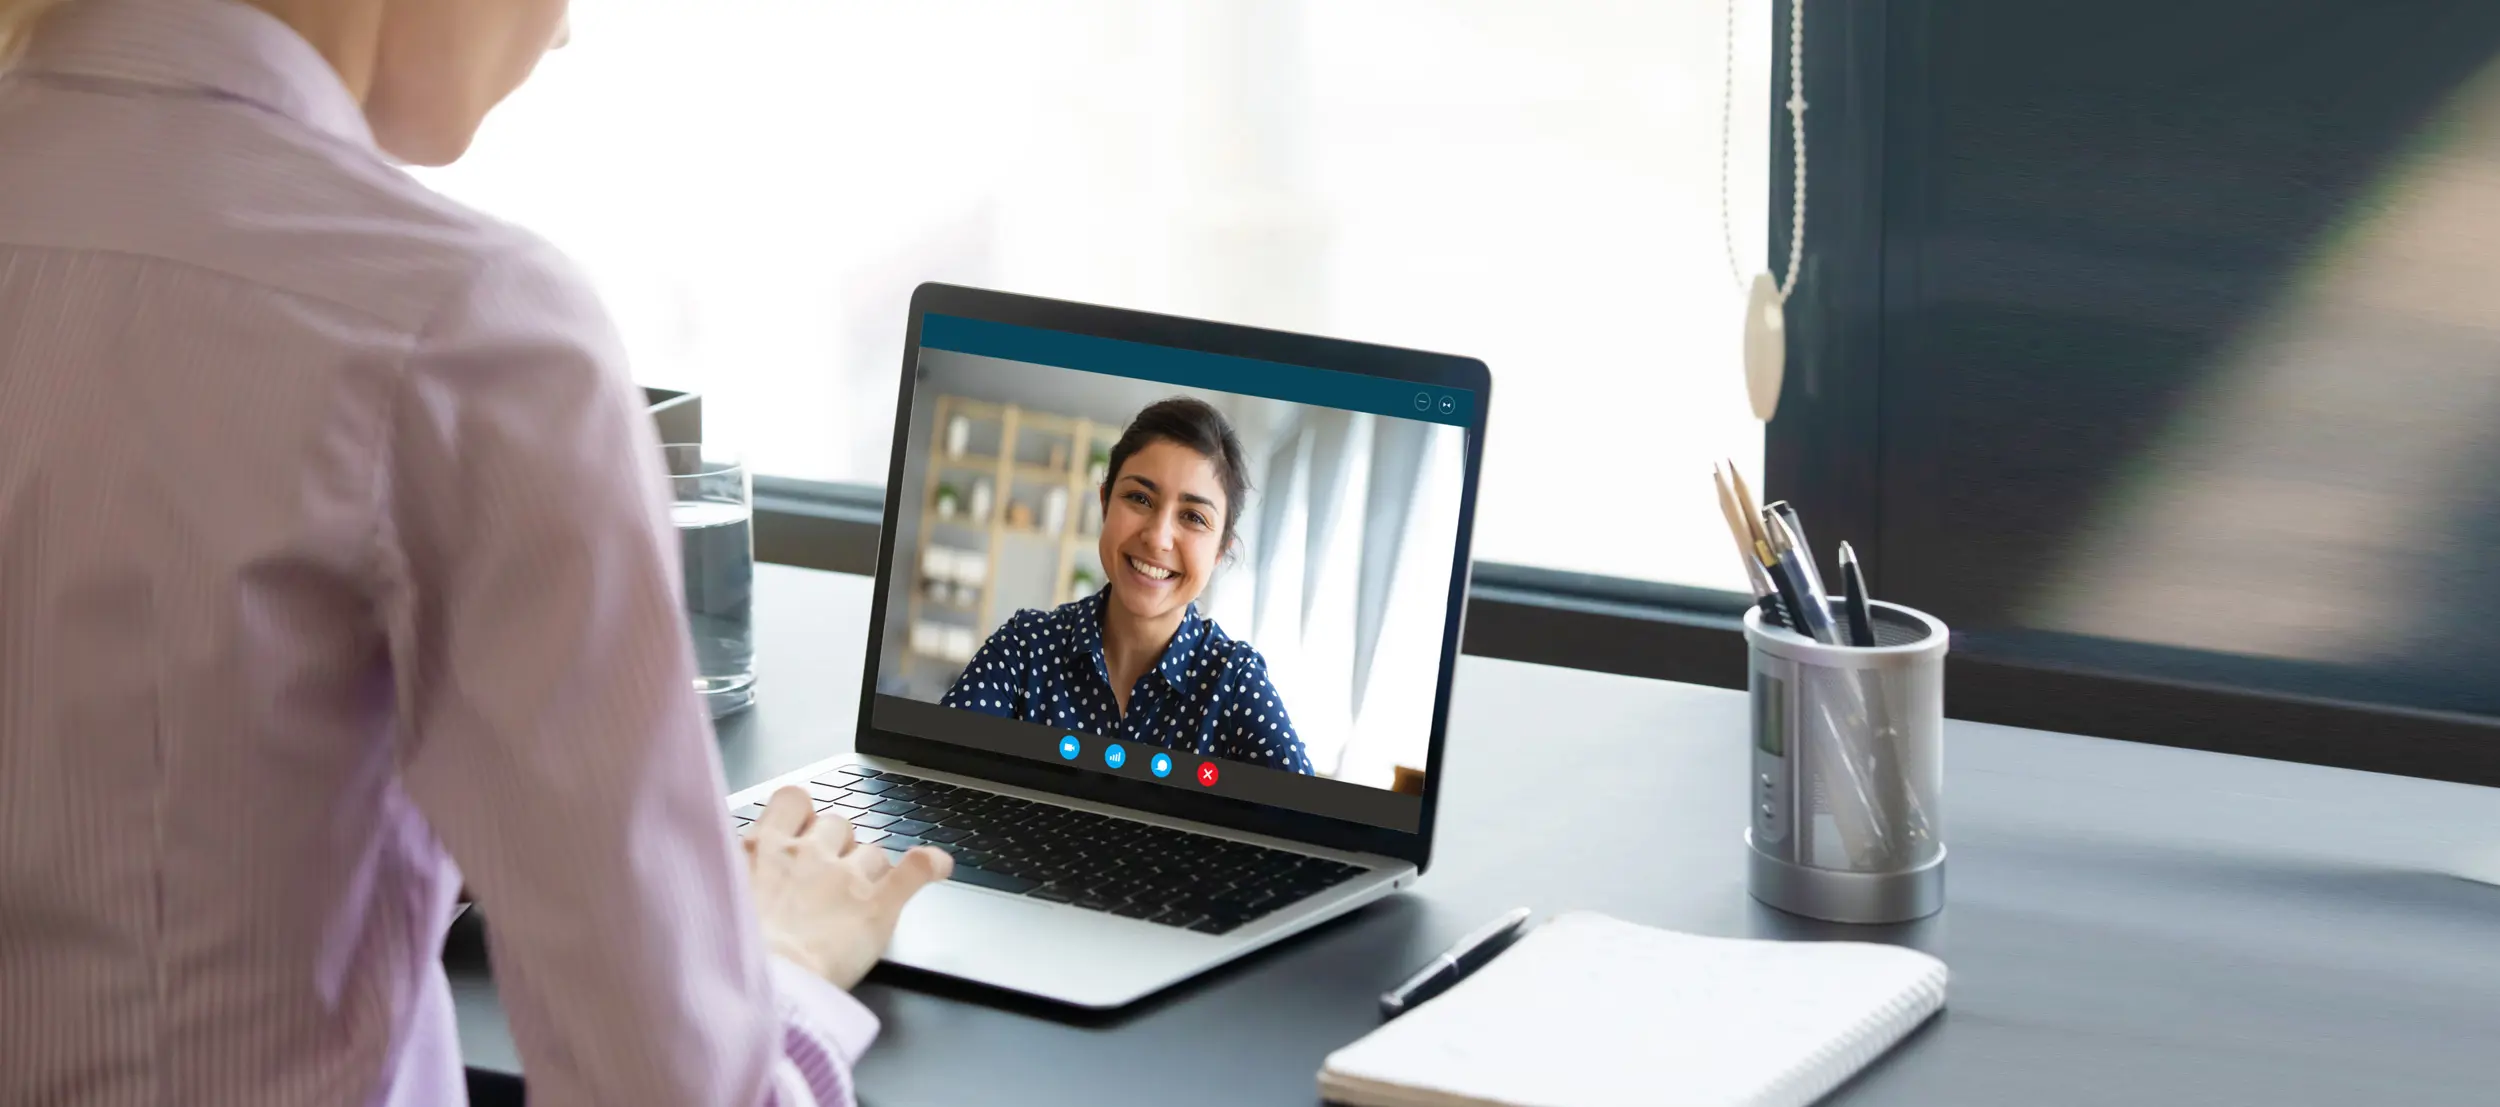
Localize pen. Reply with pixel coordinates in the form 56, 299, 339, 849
1839, 541, 1876, 648
1764, 501, 1828, 599
1770, 514, 1885, 865
1757, 539, 1807, 634
1763, 512, 1842, 645
1379, 907, 1533, 1019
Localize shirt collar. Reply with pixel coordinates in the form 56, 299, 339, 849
19, 0, 375, 151
1078, 588, 1207, 693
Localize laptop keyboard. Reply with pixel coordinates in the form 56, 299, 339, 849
732, 764, 1368, 935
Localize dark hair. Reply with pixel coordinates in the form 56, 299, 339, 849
1101, 397, 1253, 554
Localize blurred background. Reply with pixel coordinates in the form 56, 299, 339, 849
391, 0, 2500, 780
874, 350, 1468, 790
412, 0, 1774, 593
1838, 0, 2500, 728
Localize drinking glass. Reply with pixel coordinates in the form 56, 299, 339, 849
664, 444, 755, 717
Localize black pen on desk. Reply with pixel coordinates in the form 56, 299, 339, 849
1379, 907, 1533, 1019
1839, 541, 1876, 648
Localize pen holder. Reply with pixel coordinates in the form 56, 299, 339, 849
1743, 600, 1947, 924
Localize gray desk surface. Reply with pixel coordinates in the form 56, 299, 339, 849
448, 564, 2500, 1105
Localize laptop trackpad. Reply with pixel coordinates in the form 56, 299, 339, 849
882, 880, 1222, 1008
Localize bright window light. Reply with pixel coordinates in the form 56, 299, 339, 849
415, 0, 1773, 590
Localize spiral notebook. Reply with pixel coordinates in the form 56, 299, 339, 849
1318, 913, 1947, 1107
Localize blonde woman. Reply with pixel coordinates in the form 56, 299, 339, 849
0, 1, 947, 1104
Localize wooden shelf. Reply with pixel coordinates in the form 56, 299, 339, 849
905, 394, 1127, 677
1012, 409, 1084, 434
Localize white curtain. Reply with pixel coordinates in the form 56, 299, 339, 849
1205, 412, 1461, 787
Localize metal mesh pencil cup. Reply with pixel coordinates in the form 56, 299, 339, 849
1743, 600, 1947, 924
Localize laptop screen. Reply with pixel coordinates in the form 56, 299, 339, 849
867, 313, 1476, 833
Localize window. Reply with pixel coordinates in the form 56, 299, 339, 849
1777, 0, 2500, 784
415, 0, 1774, 591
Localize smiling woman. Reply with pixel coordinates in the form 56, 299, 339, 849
939, 398, 1314, 775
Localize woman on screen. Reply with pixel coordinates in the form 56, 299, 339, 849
943, 398, 1314, 775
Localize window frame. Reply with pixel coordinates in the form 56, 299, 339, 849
1762, 0, 2500, 788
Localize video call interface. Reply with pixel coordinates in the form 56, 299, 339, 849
871, 315, 1475, 832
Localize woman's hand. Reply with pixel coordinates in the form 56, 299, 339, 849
743, 786, 953, 990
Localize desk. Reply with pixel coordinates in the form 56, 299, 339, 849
449, 564, 2500, 1105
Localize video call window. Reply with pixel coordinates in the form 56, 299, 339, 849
875, 331, 1469, 808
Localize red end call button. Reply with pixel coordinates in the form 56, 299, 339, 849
1196, 761, 1220, 787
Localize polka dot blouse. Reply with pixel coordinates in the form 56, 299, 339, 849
940, 587, 1314, 775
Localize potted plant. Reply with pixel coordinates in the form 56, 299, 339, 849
934, 482, 962, 520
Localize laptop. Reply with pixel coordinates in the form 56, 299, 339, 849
728, 283, 1489, 1008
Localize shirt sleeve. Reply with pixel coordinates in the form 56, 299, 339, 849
939, 611, 1033, 718
378, 235, 867, 1107
765, 956, 882, 1104
1220, 649, 1313, 774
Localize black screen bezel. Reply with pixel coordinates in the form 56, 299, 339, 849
854, 282, 1490, 870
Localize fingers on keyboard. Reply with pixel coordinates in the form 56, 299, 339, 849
807, 769, 1367, 932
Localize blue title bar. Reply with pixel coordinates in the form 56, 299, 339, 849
919, 314, 1475, 427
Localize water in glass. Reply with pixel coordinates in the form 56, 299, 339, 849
673, 497, 755, 714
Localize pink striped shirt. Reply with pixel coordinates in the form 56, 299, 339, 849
0, 1, 874, 1103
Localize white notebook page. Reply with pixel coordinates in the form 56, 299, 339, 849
1319, 912, 1947, 1107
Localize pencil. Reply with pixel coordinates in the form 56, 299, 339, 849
1725, 458, 1769, 551
1714, 463, 1776, 599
